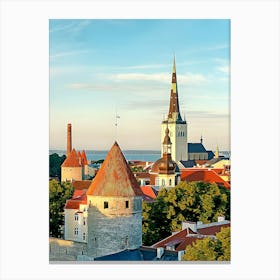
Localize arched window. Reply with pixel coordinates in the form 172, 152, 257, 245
169, 179, 172, 186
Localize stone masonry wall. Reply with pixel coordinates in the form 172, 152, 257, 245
87, 196, 142, 258
49, 237, 87, 261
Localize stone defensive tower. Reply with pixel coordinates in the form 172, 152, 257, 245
86, 142, 143, 258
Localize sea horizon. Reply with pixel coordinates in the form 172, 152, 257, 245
50, 149, 230, 163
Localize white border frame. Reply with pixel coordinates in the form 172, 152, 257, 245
1, 1, 279, 279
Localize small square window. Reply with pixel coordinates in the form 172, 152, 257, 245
104, 201, 109, 209
125, 201, 129, 208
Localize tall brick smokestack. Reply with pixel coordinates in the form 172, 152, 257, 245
67, 123, 72, 156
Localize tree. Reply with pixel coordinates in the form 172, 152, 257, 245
142, 181, 230, 246
49, 179, 74, 238
182, 226, 231, 261
49, 153, 66, 180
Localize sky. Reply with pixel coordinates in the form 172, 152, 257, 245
49, 19, 230, 151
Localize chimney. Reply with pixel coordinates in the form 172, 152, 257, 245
182, 221, 197, 233
156, 247, 164, 259
178, 250, 185, 261
67, 123, 72, 156
218, 216, 225, 222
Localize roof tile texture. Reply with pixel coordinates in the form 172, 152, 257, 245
86, 142, 143, 197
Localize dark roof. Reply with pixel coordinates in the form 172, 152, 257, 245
94, 249, 142, 261
188, 143, 207, 153
207, 150, 215, 160
94, 247, 179, 261
179, 160, 196, 168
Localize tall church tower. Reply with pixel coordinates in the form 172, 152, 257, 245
161, 56, 188, 162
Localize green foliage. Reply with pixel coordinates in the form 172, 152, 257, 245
130, 166, 144, 173
49, 179, 74, 238
182, 227, 231, 261
49, 153, 66, 180
142, 181, 230, 246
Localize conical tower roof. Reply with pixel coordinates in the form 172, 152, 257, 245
87, 142, 143, 197
81, 150, 88, 165
61, 148, 81, 167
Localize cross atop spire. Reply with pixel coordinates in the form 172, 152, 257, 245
168, 55, 183, 123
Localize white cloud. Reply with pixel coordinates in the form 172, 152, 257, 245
217, 65, 230, 74
50, 49, 91, 59
112, 72, 207, 85
49, 20, 91, 33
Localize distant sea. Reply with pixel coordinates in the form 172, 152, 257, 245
49, 150, 230, 163
49, 150, 161, 162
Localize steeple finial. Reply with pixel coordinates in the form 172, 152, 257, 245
172, 54, 176, 73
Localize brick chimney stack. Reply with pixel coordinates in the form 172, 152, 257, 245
67, 123, 72, 156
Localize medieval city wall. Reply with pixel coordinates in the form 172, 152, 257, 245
49, 237, 87, 261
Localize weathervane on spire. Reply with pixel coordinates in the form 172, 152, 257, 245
115, 111, 120, 140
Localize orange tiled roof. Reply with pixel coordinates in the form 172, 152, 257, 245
61, 149, 81, 168
180, 169, 230, 189
65, 188, 87, 210
64, 196, 87, 209
81, 150, 88, 165
72, 189, 87, 199
86, 142, 143, 197
140, 186, 156, 199
71, 180, 91, 190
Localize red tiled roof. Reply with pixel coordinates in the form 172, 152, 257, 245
86, 142, 143, 197
180, 169, 230, 190
153, 228, 195, 249
140, 186, 156, 199
61, 149, 81, 168
81, 150, 88, 165
73, 189, 87, 199
195, 160, 208, 165
135, 172, 150, 179
197, 223, 230, 236
176, 236, 203, 251
71, 180, 91, 190
153, 222, 230, 251
77, 151, 82, 158
65, 189, 87, 210
64, 196, 87, 209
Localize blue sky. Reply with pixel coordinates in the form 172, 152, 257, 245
49, 19, 230, 151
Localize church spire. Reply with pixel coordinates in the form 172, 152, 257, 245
215, 144, 220, 158
168, 55, 183, 122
